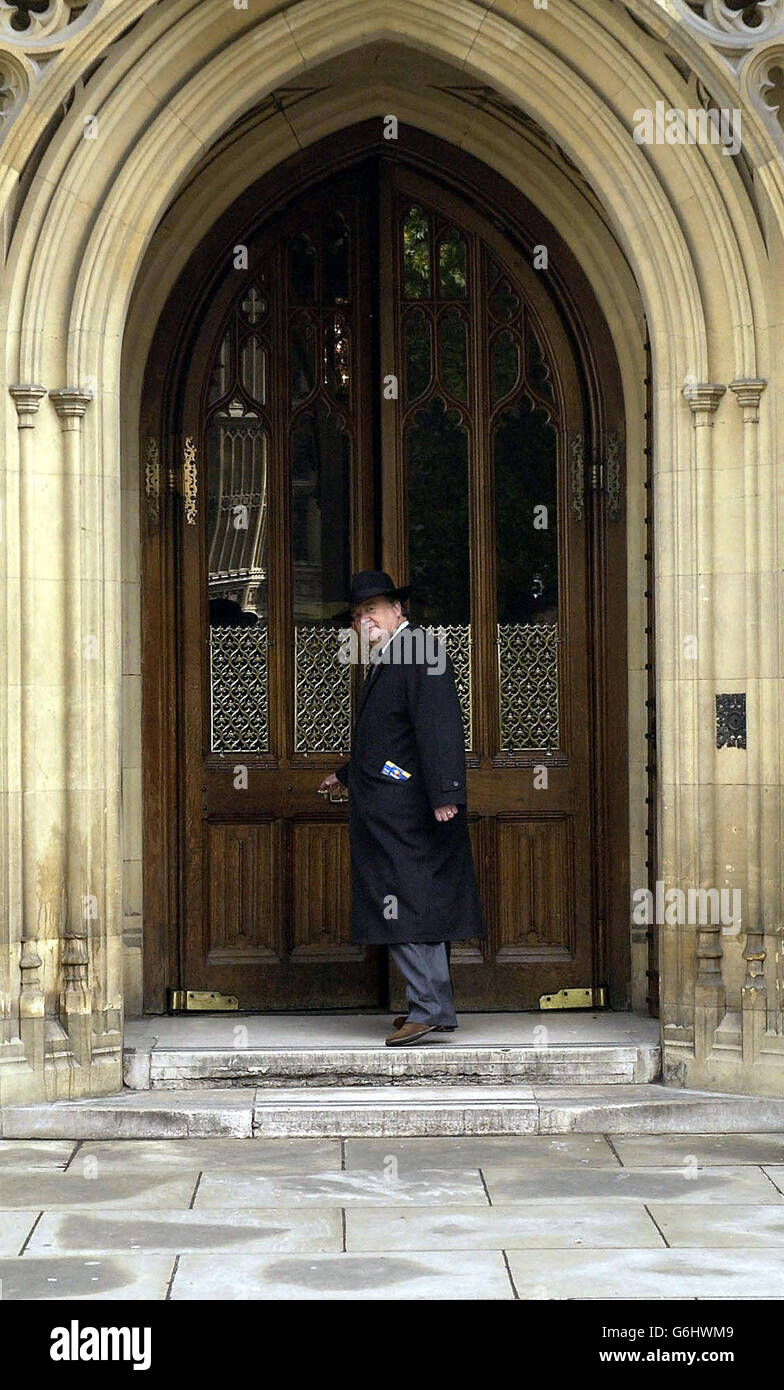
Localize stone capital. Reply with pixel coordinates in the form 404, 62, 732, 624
9, 384, 46, 427
49, 388, 94, 427
682, 381, 726, 422
729, 378, 767, 423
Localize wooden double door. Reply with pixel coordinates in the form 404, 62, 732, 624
142, 133, 629, 1013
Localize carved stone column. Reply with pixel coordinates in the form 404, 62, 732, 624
5, 386, 47, 1088
729, 378, 770, 1064
48, 389, 98, 1072
681, 382, 726, 1066
0, 378, 125, 1102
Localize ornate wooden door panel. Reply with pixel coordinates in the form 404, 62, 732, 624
178, 165, 383, 1007
142, 134, 626, 1013
379, 164, 594, 1010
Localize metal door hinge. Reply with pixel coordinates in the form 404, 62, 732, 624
539, 985, 608, 1010
168, 989, 238, 1012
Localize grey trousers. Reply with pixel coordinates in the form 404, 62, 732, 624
389, 941, 458, 1027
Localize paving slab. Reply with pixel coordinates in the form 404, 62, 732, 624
613, 1134, 784, 1167
1, 1089, 256, 1139
482, 1164, 784, 1204
0, 1141, 77, 1171
504, 1246, 784, 1299
537, 1088, 784, 1133
194, 1167, 489, 1207
647, 1202, 784, 1247
0, 1211, 42, 1256
0, 1254, 175, 1300
761, 1166, 784, 1195
344, 1134, 617, 1171
345, 1201, 663, 1250
72, 1137, 343, 1173
170, 1249, 513, 1299
24, 1207, 342, 1255
1, 1128, 783, 1299
0, 1171, 199, 1210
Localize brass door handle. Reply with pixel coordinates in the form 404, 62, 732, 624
317, 787, 348, 803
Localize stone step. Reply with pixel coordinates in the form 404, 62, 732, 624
5, 1082, 784, 1138
122, 1042, 662, 1089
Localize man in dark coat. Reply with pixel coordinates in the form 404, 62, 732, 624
318, 570, 485, 1045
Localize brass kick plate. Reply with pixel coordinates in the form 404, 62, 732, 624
539, 986, 607, 1010
169, 989, 239, 1012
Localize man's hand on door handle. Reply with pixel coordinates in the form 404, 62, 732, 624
317, 772, 453, 820
317, 771, 348, 801
318, 772, 341, 792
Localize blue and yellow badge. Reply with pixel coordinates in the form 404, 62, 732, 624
381, 760, 411, 780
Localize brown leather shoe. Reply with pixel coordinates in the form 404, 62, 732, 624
392, 1015, 456, 1032
385, 1021, 438, 1046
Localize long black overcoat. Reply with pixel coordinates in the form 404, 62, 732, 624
334, 623, 485, 945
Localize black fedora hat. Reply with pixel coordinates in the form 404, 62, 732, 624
331, 570, 413, 625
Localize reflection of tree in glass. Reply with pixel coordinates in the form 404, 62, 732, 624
405, 309, 431, 402
438, 230, 468, 298
491, 331, 520, 404
403, 205, 430, 299
440, 308, 467, 401
494, 394, 559, 625
406, 396, 470, 626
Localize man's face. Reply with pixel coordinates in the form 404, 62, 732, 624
350, 596, 403, 649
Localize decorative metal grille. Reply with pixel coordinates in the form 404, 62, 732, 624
498, 622, 559, 749
424, 623, 472, 750
295, 625, 352, 753
210, 625, 269, 753
605, 431, 623, 522
570, 434, 585, 522
716, 692, 746, 749
210, 622, 473, 756
183, 437, 198, 524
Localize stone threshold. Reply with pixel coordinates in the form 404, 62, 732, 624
4, 1082, 784, 1138
122, 1010, 662, 1090
124, 1043, 662, 1090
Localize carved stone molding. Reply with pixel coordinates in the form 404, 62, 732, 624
18, 936, 43, 1015
675, 1, 784, 57
729, 376, 767, 420
0, 1, 97, 45
658, 0, 784, 145
757, 53, 784, 133
0, 48, 27, 132
0, 0, 122, 145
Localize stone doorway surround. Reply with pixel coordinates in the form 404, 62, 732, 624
1, 0, 783, 1105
